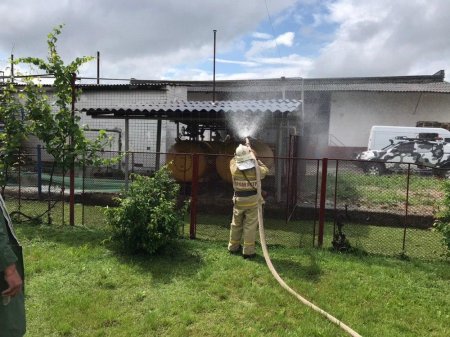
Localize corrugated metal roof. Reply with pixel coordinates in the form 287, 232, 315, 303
129, 70, 450, 93
78, 82, 170, 90
82, 99, 301, 118
188, 81, 450, 93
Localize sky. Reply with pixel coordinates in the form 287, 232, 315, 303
1, 0, 450, 82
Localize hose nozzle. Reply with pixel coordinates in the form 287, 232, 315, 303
245, 137, 251, 148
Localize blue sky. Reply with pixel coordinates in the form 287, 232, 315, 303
1, 0, 450, 81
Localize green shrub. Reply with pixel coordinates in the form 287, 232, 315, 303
433, 221, 450, 258
106, 166, 188, 254
434, 181, 450, 258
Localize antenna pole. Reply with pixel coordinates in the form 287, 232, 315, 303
10, 54, 14, 83
97, 51, 100, 84
213, 29, 217, 103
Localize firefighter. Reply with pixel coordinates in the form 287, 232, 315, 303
228, 144, 268, 259
0, 194, 26, 337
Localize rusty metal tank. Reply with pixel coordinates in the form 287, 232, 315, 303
215, 140, 275, 184
166, 141, 211, 182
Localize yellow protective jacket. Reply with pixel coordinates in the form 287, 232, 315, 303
230, 158, 268, 208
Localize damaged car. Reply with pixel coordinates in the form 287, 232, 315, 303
356, 137, 450, 177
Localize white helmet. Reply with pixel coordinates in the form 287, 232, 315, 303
235, 144, 255, 170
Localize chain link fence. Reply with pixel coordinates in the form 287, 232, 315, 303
2, 146, 448, 260
0, 78, 447, 260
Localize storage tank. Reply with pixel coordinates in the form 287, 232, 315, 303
166, 141, 210, 182
216, 140, 275, 184
215, 142, 236, 183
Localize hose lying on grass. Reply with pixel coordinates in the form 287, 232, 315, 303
248, 138, 363, 337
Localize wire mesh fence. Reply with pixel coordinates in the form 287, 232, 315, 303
2, 146, 448, 260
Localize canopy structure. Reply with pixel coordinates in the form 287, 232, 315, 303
82, 99, 302, 121
81, 99, 303, 191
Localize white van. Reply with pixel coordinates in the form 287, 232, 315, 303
367, 126, 450, 151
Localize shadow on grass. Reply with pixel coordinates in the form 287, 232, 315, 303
16, 224, 205, 284
112, 239, 204, 284
253, 248, 323, 283
16, 223, 108, 247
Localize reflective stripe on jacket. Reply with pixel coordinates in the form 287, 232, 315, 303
230, 158, 268, 208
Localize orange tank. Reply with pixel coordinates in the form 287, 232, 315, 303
166, 141, 210, 182
215, 142, 237, 183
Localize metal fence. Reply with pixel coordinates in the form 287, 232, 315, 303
3, 147, 448, 260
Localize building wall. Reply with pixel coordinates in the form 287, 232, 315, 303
329, 91, 450, 150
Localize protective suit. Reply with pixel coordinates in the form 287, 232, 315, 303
228, 144, 268, 258
0, 195, 26, 337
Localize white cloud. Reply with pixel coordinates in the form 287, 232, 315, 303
309, 0, 450, 78
214, 58, 259, 67
0, 0, 298, 79
252, 32, 273, 40
2, 0, 450, 82
246, 32, 295, 58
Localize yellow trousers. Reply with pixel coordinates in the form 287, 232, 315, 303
228, 203, 258, 255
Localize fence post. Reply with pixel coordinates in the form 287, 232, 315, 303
37, 145, 42, 199
402, 164, 411, 253
69, 72, 76, 226
18, 151, 21, 218
190, 154, 199, 239
318, 158, 328, 247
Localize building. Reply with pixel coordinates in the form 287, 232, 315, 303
21, 69, 450, 163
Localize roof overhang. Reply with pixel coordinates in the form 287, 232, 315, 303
81, 99, 302, 122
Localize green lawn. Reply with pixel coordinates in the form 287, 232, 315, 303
195, 214, 448, 260
6, 199, 447, 260
15, 223, 449, 337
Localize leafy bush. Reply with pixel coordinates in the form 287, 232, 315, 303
106, 166, 188, 254
433, 221, 450, 258
434, 181, 450, 258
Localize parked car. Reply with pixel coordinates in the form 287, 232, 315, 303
356, 137, 450, 177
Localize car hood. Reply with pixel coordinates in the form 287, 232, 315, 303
356, 150, 382, 160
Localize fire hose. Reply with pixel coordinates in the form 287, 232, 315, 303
245, 137, 362, 337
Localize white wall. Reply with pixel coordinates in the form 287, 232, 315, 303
329, 92, 450, 148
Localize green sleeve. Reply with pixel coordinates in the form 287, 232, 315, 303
0, 214, 17, 272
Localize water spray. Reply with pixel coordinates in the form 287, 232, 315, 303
246, 138, 362, 337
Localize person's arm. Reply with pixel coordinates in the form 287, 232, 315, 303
257, 160, 269, 179
0, 215, 22, 297
2, 264, 22, 297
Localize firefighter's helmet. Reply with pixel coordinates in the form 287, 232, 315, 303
235, 144, 255, 170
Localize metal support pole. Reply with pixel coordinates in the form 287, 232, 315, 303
37, 145, 42, 199
124, 117, 130, 191
10, 54, 14, 83
190, 154, 199, 239
97, 51, 100, 84
318, 158, 328, 247
155, 119, 162, 170
213, 29, 217, 103
402, 164, 411, 253
69, 73, 76, 226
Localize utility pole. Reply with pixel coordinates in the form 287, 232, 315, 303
10, 54, 14, 83
213, 30, 217, 103
97, 51, 100, 84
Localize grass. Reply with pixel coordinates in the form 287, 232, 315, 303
194, 214, 448, 260
15, 222, 449, 337
330, 171, 445, 208
6, 198, 447, 260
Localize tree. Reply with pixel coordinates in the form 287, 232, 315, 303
15, 25, 110, 224
0, 83, 29, 194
